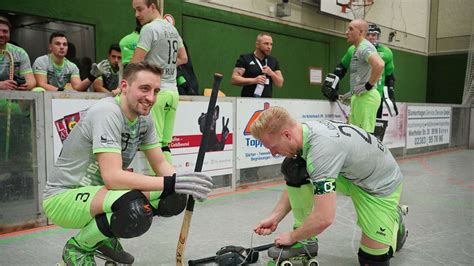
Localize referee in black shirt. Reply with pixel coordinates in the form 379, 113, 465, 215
231, 32, 284, 98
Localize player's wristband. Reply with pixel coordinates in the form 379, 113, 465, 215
160, 173, 176, 199
87, 73, 97, 82
365, 82, 373, 90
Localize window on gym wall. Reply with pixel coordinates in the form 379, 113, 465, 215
1, 11, 95, 81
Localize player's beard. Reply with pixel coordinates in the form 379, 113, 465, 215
258, 47, 269, 57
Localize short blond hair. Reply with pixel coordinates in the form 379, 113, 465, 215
250, 106, 296, 140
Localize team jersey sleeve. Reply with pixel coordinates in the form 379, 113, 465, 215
235, 55, 247, 68
33, 56, 48, 75
90, 105, 122, 154
362, 43, 378, 62
273, 57, 280, 71
340, 45, 355, 69
306, 141, 346, 195
139, 115, 160, 151
136, 24, 154, 53
306, 139, 347, 182
70, 62, 80, 78
18, 48, 33, 75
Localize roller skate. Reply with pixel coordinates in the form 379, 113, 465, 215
396, 205, 409, 252
267, 237, 319, 266
56, 237, 96, 266
95, 238, 134, 265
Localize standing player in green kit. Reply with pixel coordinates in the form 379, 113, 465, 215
323, 19, 384, 134
131, 0, 188, 164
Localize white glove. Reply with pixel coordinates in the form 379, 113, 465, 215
90, 59, 111, 78
174, 172, 213, 201
338, 91, 352, 105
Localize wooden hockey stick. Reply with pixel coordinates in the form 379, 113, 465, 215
176, 73, 223, 265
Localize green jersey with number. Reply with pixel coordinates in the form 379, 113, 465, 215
301, 120, 403, 196
137, 18, 184, 91
341, 42, 394, 97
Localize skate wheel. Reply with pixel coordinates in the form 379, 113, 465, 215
307, 258, 319, 266
105, 261, 118, 266
281, 260, 293, 266
400, 205, 408, 215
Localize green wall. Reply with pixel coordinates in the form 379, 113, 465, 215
1, 0, 460, 103
427, 53, 467, 104
0, 0, 136, 60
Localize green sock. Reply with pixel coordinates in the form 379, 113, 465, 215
74, 217, 110, 251
287, 183, 314, 229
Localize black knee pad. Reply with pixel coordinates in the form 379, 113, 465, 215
281, 156, 310, 187
358, 247, 393, 266
96, 190, 153, 239
155, 192, 187, 217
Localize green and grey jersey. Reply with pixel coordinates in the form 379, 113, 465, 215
33, 54, 80, 88
43, 96, 160, 199
341, 43, 394, 97
137, 18, 184, 91
302, 120, 403, 196
0, 43, 33, 81
349, 39, 377, 92
98, 65, 119, 91
119, 31, 140, 65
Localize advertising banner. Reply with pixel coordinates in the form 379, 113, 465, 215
51, 99, 233, 176
406, 105, 451, 149
236, 99, 346, 169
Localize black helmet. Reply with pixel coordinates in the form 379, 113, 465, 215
368, 23, 381, 35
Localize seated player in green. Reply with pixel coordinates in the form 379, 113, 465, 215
32, 32, 109, 92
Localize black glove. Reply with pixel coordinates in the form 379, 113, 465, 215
322, 73, 340, 102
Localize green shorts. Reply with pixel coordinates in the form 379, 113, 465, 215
349, 89, 381, 133
43, 186, 163, 229
336, 176, 402, 246
151, 90, 179, 147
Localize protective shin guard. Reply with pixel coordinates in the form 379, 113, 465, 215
74, 218, 109, 251
287, 183, 314, 229
358, 247, 393, 266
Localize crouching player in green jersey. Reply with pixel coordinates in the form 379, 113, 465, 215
43, 62, 213, 265
251, 106, 407, 266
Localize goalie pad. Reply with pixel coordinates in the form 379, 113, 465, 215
382, 86, 399, 117
322, 73, 340, 102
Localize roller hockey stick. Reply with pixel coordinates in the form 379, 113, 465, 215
335, 99, 349, 121
176, 73, 223, 265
